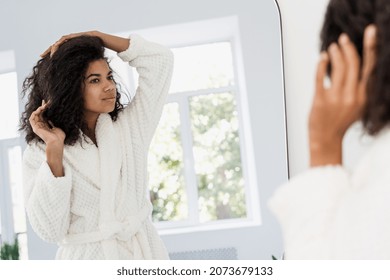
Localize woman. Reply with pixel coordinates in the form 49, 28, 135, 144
269, 0, 390, 259
20, 31, 173, 259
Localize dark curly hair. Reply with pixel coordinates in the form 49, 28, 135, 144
20, 35, 125, 145
320, 0, 390, 135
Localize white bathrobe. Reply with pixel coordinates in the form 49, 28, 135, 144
22, 35, 173, 260
269, 128, 390, 259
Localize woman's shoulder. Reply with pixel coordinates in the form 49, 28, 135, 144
356, 127, 390, 165
349, 127, 390, 186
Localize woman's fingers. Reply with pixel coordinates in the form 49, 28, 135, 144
29, 107, 41, 123
40, 35, 69, 57
338, 33, 360, 93
40, 46, 51, 58
315, 52, 329, 96
28, 100, 65, 143
48, 120, 55, 129
361, 24, 377, 86
29, 101, 48, 126
40, 32, 88, 57
328, 42, 346, 90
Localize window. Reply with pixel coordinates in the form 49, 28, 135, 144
148, 41, 248, 226
0, 50, 28, 259
0, 72, 19, 140
108, 16, 260, 232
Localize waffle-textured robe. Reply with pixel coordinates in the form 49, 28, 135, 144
269, 128, 390, 259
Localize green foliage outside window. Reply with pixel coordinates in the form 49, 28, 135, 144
190, 92, 246, 222
148, 42, 246, 224
148, 103, 188, 222
149, 93, 246, 223
0, 238, 19, 260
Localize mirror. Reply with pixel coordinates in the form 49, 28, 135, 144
0, 0, 287, 259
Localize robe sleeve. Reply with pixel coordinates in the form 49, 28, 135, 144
22, 144, 72, 243
117, 34, 174, 146
268, 165, 350, 259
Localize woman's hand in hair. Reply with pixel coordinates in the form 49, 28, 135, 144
309, 25, 377, 167
29, 100, 66, 177
40, 31, 97, 58
29, 100, 66, 146
41, 31, 130, 58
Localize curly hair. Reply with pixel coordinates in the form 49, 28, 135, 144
20, 35, 125, 145
320, 0, 390, 135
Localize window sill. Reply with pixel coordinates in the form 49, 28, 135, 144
156, 218, 261, 236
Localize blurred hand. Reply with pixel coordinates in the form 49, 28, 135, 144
309, 25, 377, 166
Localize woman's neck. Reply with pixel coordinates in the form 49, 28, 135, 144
84, 127, 97, 146
83, 114, 99, 146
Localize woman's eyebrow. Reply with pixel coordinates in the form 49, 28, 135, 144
85, 71, 112, 79
85, 73, 101, 79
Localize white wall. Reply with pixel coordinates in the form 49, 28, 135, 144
278, 0, 329, 176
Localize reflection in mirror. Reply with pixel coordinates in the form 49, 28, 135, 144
108, 17, 256, 233
1, 0, 287, 260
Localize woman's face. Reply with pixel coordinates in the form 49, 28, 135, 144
82, 59, 117, 118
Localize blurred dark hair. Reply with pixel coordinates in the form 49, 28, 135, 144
320, 0, 390, 135
20, 35, 124, 145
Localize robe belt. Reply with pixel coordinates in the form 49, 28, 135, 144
60, 203, 152, 246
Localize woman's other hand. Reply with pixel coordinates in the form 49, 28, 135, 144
41, 31, 130, 58
309, 25, 377, 167
40, 31, 97, 57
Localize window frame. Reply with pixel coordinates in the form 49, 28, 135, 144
0, 50, 28, 258
0, 138, 23, 242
